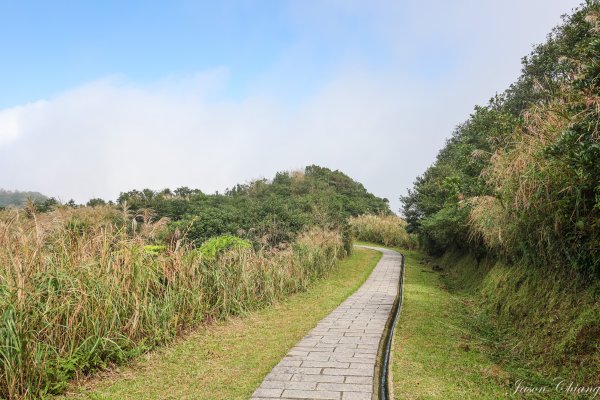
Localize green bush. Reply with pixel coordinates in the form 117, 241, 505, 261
198, 235, 252, 260
143, 245, 166, 255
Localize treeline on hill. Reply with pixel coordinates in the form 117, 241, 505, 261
0, 189, 47, 208
402, 2, 599, 383
115, 165, 390, 249
0, 165, 390, 399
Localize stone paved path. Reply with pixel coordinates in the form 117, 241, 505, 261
251, 246, 402, 400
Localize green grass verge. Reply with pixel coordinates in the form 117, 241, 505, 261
58, 247, 381, 400
391, 248, 511, 399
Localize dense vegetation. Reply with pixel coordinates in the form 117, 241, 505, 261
0, 206, 345, 399
441, 250, 600, 388
401, 2, 599, 384
0, 165, 390, 399
0, 190, 47, 208
402, 3, 599, 275
116, 165, 390, 249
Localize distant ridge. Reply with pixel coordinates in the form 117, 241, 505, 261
0, 189, 48, 207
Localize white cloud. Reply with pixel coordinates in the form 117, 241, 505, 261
0, 69, 414, 205
0, 101, 46, 146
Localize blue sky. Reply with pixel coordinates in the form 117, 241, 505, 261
0, 0, 583, 210
1, 1, 293, 106
1, 1, 397, 106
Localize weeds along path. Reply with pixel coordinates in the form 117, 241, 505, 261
61, 247, 382, 400
251, 246, 402, 400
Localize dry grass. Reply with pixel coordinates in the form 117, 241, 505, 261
348, 214, 414, 248
59, 248, 381, 400
467, 196, 512, 251
470, 80, 599, 269
0, 206, 344, 399
483, 96, 571, 214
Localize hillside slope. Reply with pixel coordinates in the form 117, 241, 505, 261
401, 2, 600, 383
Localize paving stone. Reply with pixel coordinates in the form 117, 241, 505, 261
344, 376, 372, 384
305, 353, 331, 361
264, 373, 293, 381
252, 398, 301, 400
279, 359, 303, 367
349, 362, 373, 369
322, 368, 373, 377
290, 375, 345, 383
282, 389, 341, 399
288, 350, 309, 357
316, 383, 371, 392
329, 356, 374, 363
261, 381, 318, 390
272, 366, 322, 375
342, 392, 372, 400
253, 388, 283, 397
300, 361, 350, 369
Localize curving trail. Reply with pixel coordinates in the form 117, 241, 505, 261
251, 246, 402, 400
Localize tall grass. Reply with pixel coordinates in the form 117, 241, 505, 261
0, 206, 344, 399
348, 214, 414, 248
469, 77, 600, 274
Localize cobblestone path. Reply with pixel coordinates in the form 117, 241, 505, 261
251, 246, 402, 400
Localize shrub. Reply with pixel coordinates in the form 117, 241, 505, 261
401, 3, 600, 274
198, 235, 252, 260
143, 245, 167, 254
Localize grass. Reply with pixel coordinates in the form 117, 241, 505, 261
0, 206, 346, 399
439, 251, 599, 395
349, 214, 414, 248
389, 248, 511, 399
58, 247, 382, 400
